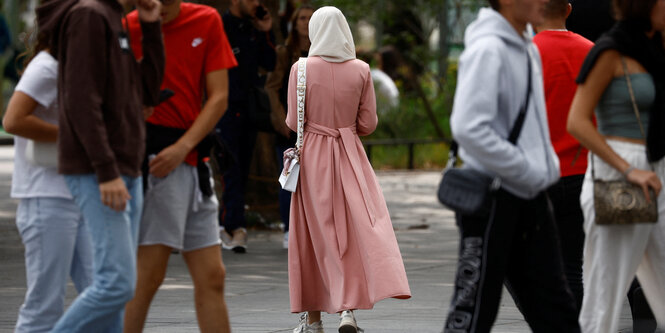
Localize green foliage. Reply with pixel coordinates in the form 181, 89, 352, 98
371, 61, 457, 139
367, 143, 449, 170
366, 61, 458, 169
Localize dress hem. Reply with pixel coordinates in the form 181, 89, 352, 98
290, 291, 412, 314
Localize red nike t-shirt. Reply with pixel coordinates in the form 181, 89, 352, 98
127, 3, 237, 165
534, 30, 593, 177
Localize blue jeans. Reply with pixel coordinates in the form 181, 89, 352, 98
15, 197, 93, 333
51, 175, 142, 333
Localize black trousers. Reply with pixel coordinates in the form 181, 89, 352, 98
215, 105, 257, 232
546, 174, 585, 314
444, 190, 580, 333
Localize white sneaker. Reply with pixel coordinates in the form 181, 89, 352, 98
339, 310, 363, 333
219, 229, 232, 248
220, 228, 247, 253
283, 231, 289, 249
293, 313, 324, 333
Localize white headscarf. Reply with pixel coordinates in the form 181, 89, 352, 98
308, 6, 356, 63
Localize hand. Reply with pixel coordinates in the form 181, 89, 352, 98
149, 143, 190, 178
136, 0, 162, 23
99, 177, 131, 212
143, 106, 154, 120
626, 168, 662, 203
254, 8, 272, 32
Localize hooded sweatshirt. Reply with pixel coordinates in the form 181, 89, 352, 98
36, 0, 164, 182
450, 8, 560, 199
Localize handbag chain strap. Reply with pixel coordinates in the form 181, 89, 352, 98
591, 56, 652, 180
447, 50, 532, 168
296, 57, 307, 154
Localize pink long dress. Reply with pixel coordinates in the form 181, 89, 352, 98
286, 56, 411, 314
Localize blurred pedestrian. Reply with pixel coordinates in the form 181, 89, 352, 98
265, 3, 314, 249
443, 0, 581, 332
35, 0, 164, 331
287, 7, 411, 333
122, 1, 237, 332
567, 0, 665, 331
566, 0, 614, 41
217, 0, 277, 253
4, 32, 92, 333
533, 0, 594, 313
370, 46, 401, 114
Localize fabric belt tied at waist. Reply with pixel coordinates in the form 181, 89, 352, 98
305, 122, 377, 258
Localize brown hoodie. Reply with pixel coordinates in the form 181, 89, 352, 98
37, 0, 164, 182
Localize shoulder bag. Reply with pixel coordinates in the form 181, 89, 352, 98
279, 57, 307, 192
592, 57, 658, 225
437, 55, 532, 217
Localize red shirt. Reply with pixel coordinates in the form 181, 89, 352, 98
534, 30, 593, 177
127, 3, 238, 165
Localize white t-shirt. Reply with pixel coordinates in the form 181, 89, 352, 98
11, 51, 72, 199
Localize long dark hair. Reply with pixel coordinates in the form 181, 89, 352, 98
613, 0, 658, 31
285, 4, 315, 59
17, 27, 50, 75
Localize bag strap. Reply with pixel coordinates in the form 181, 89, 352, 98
296, 57, 307, 154
591, 56, 651, 179
448, 51, 532, 167
621, 56, 647, 140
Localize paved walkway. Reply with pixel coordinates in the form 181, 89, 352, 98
0, 146, 635, 332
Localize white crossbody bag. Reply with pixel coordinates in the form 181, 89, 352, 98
279, 57, 307, 192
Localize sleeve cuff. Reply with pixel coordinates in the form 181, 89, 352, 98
140, 19, 162, 43
95, 162, 121, 183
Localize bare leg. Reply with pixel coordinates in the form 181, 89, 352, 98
182, 245, 230, 333
124, 244, 172, 333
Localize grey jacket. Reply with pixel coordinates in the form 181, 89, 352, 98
450, 8, 560, 199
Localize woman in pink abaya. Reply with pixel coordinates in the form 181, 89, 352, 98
286, 6, 411, 333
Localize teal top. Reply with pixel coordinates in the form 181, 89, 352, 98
596, 73, 655, 140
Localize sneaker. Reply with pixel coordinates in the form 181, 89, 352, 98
283, 231, 289, 249
294, 313, 324, 333
226, 228, 247, 253
339, 310, 363, 333
219, 229, 232, 248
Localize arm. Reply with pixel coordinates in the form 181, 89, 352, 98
567, 50, 662, 199
3, 92, 58, 142
63, 9, 129, 210
149, 69, 229, 177
285, 63, 298, 131
62, 9, 117, 181
357, 66, 378, 136
137, 8, 165, 106
451, 41, 549, 187
265, 46, 291, 138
